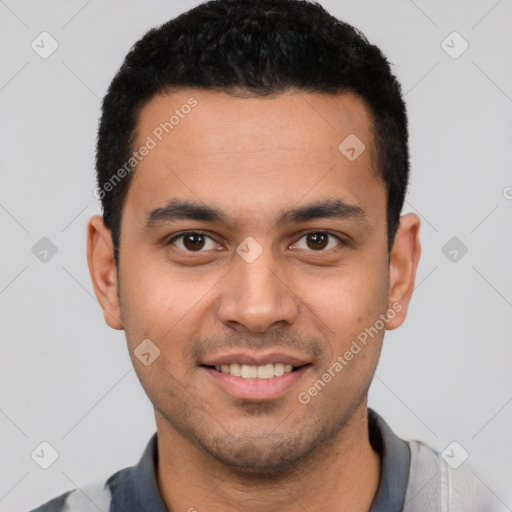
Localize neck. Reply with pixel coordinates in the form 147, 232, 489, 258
155, 403, 381, 512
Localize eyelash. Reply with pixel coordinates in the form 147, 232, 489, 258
166, 230, 345, 253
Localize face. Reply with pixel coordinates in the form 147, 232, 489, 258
88, 88, 420, 475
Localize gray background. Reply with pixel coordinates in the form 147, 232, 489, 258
1, 0, 511, 510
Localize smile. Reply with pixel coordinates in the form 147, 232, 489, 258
201, 363, 312, 401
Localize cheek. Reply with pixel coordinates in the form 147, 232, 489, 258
302, 258, 389, 335
118, 255, 216, 350
118, 263, 207, 396
304, 274, 388, 405
295, 258, 389, 395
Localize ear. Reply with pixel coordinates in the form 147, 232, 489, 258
386, 213, 421, 330
86, 215, 123, 330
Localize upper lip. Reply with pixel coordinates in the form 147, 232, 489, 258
201, 351, 311, 367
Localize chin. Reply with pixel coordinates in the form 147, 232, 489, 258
205, 437, 308, 476
197, 423, 335, 478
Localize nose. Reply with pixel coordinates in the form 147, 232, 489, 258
216, 248, 299, 333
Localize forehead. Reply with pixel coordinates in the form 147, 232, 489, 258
124, 88, 385, 231
136, 88, 375, 159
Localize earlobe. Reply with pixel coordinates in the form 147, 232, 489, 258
86, 215, 123, 330
386, 213, 421, 331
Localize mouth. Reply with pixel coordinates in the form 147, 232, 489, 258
199, 353, 313, 400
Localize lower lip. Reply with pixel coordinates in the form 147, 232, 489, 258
202, 365, 311, 401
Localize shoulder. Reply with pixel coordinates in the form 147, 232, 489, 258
27, 433, 160, 512
27, 471, 120, 512
403, 439, 496, 512
27, 490, 73, 512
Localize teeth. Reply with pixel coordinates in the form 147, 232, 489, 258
257, 364, 274, 379
213, 363, 297, 379
229, 363, 242, 377
274, 363, 285, 376
241, 364, 258, 378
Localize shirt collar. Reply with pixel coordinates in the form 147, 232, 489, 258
110, 408, 410, 512
367, 408, 411, 511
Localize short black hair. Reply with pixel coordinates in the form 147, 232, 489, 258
96, 0, 409, 266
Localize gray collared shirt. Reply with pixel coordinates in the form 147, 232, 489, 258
28, 408, 493, 512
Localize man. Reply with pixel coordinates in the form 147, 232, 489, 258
29, 0, 492, 510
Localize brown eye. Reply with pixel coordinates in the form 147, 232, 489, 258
293, 232, 343, 252
183, 233, 205, 251
306, 233, 329, 250
168, 232, 216, 252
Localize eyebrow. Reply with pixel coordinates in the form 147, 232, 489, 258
144, 198, 368, 230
